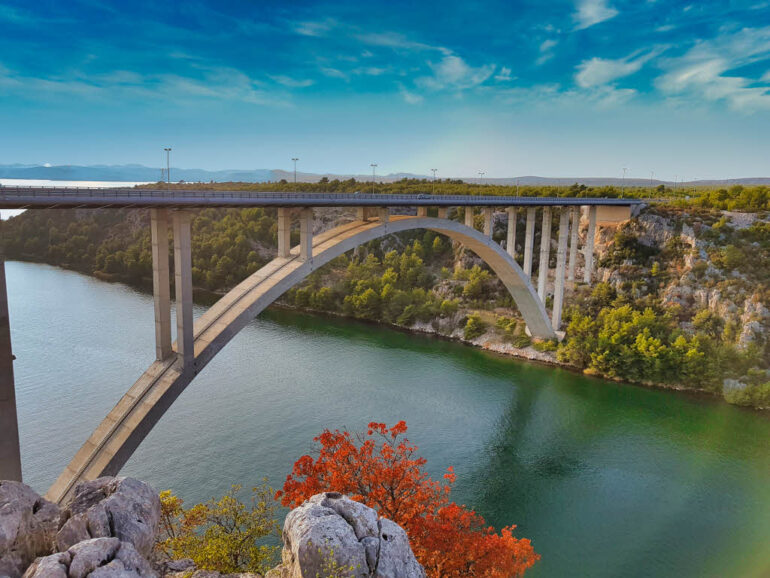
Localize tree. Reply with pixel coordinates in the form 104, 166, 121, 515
157, 484, 279, 574
277, 421, 539, 577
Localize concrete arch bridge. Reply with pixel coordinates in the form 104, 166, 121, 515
0, 188, 637, 501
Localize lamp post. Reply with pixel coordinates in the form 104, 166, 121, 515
370, 163, 377, 195
164, 147, 172, 189
431, 168, 437, 194
292, 157, 299, 191
478, 171, 485, 185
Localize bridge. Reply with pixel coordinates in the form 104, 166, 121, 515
0, 187, 640, 502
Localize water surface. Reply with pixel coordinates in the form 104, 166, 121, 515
9, 261, 770, 577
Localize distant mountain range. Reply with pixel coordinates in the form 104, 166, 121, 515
1, 164, 768, 187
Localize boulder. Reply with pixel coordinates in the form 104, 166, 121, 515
24, 538, 155, 578
275, 492, 424, 578
57, 477, 160, 558
0, 480, 61, 578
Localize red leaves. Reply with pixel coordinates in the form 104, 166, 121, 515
277, 421, 539, 577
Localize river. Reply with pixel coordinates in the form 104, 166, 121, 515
8, 261, 770, 577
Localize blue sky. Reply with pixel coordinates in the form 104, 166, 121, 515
1, 0, 769, 179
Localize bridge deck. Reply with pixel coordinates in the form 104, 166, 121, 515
0, 187, 643, 209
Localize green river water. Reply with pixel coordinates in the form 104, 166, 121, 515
9, 261, 770, 577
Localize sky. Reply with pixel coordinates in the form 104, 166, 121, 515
0, 0, 769, 180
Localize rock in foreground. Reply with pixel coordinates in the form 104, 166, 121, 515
268, 492, 425, 578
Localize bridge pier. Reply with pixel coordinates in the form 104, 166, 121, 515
567, 206, 579, 282
464, 207, 474, 229
378, 207, 389, 223
552, 208, 570, 330
438, 207, 448, 219
150, 209, 172, 361
173, 211, 195, 371
0, 259, 22, 482
506, 207, 517, 259
277, 208, 292, 258
537, 207, 552, 301
299, 208, 313, 262
584, 205, 597, 284
483, 208, 493, 238
417, 206, 428, 217
523, 207, 535, 277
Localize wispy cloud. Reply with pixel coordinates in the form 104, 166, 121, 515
575, 49, 661, 88
656, 27, 770, 112
293, 18, 336, 37
537, 39, 559, 65
494, 66, 512, 82
355, 31, 450, 55
416, 55, 495, 91
399, 84, 423, 104
269, 75, 314, 88
574, 0, 619, 30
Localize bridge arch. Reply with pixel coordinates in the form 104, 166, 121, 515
47, 214, 553, 503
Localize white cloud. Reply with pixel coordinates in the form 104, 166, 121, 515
656, 27, 770, 112
399, 85, 423, 104
269, 75, 314, 88
574, 0, 619, 30
320, 67, 348, 80
293, 19, 336, 37
417, 55, 495, 91
537, 39, 559, 65
494, 66, 512, 82
575, 50, 660, 88
355, 31, 450, 55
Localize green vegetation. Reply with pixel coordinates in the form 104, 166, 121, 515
157, 484, 279, 574
1, 180, 768, 409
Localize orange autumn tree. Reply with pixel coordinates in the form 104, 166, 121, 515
276, 421, 539, 577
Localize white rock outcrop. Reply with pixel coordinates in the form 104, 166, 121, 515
268, 492, 425, 578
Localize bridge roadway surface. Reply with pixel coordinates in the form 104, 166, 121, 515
0, 187, 642, 209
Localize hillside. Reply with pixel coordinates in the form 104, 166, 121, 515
1, 183, 768, 408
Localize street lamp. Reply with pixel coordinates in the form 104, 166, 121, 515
164, 147, 172, 189
370, 163, 377, 194
621, 167, 628, 197
431, 168, 437, 194
292, 157, 299, 191
478, 171, 485, 185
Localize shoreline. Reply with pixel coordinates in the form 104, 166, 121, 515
9, 258, 769, 413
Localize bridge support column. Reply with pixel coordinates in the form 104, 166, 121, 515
483, 208, 493, 238
417, 206, 428, 217
0, 259, 22, 482
523, 207, 536, 277
150, 209, 172, 361
552, 208, 570, 331
567, 206, 579, 282
584, 206, 597, 284
464, 207, 474, 229
438, 207, 448, 219
537, 207, 552, 301
299, 208, 313, 262
506, 207, 517, 258
173, 211, 194, 371
277, 208, 292, 258
378, 207, 389, 223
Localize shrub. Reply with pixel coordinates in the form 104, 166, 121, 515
464, 314, 486, 340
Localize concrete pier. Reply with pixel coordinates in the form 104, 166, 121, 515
150, 209, 172, 361
506, 207, 517, 258
552, 208, 570, 330
483, 207, 493, 238
438, 207, 448, 219
537, 207, 552, 301
277, 208, 292, 258
584, 206, 597, 284
523, 207, 536, 277
299, 208, 313, 262
0, 259, 21, 482
378, 207, 390, 223
464, 207, 474, 229
417, 206, 428, 217
567, 206, 579, 282
173, 211, 194, 370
